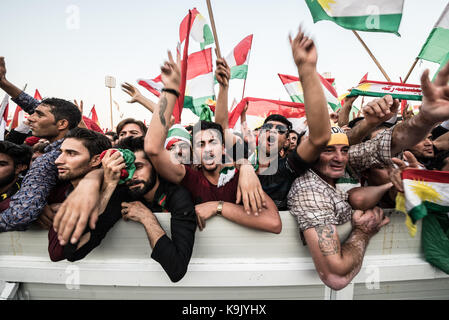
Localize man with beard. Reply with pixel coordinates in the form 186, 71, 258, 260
0, 56, 82, 231
0, 141, 32, 211
47, 128, 111, 260
51, 136, 197, 283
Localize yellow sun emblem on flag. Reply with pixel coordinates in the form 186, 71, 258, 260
318, 0, 336, 13
410, 180, 441, 203
358, 83, 371, 92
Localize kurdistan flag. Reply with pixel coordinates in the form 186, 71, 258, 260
305, 0, 404, 35
418, 3, 449, 64
347, 79, 423, 101
179, 7, 214, 51
278, 73, 341, 112
225, 34, 253, 80
396, 169, 449, 237
184, 48, 215, 120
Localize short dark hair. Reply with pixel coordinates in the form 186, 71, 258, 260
191, 120, 224, 145
105, 131, 118, 140
115, 136, 151, 162
65, 128, 112, 158
263, 114, 292, 131
288, 130, 299, 138
116, 118, 147, 136
40, 98, 82, 130
0, 141, 32, 167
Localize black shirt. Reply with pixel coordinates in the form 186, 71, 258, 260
258, 149, 312, 211
64, 178, 197, 283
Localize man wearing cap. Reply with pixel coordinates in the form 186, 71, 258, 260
288, 57, 449, 290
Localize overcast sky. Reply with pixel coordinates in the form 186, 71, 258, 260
1, 0, 447, 129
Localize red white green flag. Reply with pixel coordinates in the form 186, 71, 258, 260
278, 73, 341, 112
225, 34, 253, 80
0, 94, 9, 141
228, 97, 306, 131
347, 79, 423, 101
396, 169, 449, 237
137, 75, 162, 98
305, 0, 404, 35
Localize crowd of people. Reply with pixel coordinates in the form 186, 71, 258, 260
1, 27, 449, 290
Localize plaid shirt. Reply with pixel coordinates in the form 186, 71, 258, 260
0, 91, 63, 232
287, 127, 394, 232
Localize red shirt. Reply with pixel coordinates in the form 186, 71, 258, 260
181, 165, 239, 204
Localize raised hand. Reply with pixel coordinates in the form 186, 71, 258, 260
289, 26, 317, 71
74, 99, 83, 114
160, 51, 181, 91
420, 61, 449, 124
121, 82, 143, 104
0, 57, 6, 82
362, 95, 399, 126
390, 151, 422, 193
215, 58, 230, 88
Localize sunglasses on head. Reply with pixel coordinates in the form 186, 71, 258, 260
261, 123, 288, 134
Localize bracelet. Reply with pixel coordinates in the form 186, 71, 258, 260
161, 88, 180, 98
216, 201, 224, 216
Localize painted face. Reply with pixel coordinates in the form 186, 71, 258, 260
258, 121, 289, 157
54, 138, 97, 182
0, 153, 16, 188
27, 104, 60, 139
126, 150, 157, 198
169, 140, 191, 165
410, 134, 434, 158
192, 129, 224, 172
314, 144, 350, 180
118, 123, 144, 141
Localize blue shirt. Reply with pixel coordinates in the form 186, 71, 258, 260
0, 91, 63, 232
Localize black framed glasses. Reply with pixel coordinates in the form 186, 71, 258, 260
261, 123, 288, 135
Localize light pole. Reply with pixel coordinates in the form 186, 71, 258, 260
105, 75, 116, 130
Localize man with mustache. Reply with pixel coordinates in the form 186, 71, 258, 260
50, 135, 197, 283
288, 58, 449, 290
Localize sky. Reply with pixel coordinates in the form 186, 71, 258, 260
0, 0, 447, 130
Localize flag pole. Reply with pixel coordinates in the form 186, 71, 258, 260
109, 87, 113, 130
206, 0, 222, 58
403, 57, 419, 83
352, 30, 391, 82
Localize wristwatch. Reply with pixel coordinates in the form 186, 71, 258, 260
216, 201, 224, 216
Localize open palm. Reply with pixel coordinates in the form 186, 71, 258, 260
420, 61, 449, 123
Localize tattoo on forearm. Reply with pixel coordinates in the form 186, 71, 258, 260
159, 96, 168, 128
316, 225, 340, 256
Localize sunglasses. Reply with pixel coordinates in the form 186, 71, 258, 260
261, 123, 288, 135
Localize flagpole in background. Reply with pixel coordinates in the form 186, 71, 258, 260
403, 57, 419, 83
352, 30, 392, 82
206, 0, 222, 58
105, 76, 116, 130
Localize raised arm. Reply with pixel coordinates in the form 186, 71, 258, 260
0, 56, 39, 114
304, 207, 389, 290
121, 82, 158, 113
214, 58, 236, 146
338, 96, 358, 127
290, 28, 331, 163
144, 51, 186, 184
391, 61, 449, 155
347, 95, 399, 145
0, 57, 22, 99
